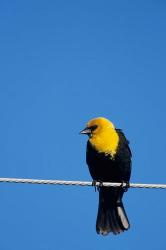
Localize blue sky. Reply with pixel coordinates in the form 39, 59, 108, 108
0, 1, 166, 249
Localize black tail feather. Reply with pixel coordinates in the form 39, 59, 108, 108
96, 187, 130, 235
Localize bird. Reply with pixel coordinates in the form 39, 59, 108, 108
80, 117, 132, 235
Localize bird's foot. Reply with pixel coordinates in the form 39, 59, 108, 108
120, 181, 130, 192
92, 180, 103, 192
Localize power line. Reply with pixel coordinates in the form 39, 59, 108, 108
0, 177, 165, 189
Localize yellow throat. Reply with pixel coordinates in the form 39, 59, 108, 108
88, 117, 119, 157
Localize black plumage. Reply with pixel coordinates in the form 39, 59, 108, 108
86, 129, 132, 235
81, 117, 132, 235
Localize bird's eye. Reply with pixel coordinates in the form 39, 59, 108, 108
89, 125, 98, 131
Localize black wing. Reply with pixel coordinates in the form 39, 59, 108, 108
116, 129, 132, 157
115, 129, 132, 181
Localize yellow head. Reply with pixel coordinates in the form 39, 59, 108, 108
80, 117, 119, 157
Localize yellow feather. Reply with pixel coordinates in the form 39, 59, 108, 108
87, 117, 119, 157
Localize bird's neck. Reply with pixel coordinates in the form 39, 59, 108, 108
89, 129, 119, 157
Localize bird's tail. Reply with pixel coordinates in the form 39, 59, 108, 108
96, 187, 130, 235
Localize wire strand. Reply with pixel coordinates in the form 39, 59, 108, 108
0, 177, 165, 189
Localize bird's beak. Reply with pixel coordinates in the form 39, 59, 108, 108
80, 127, 91, 135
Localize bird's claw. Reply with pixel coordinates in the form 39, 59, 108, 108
92, 180, 103, 192
121, 181, 130, 192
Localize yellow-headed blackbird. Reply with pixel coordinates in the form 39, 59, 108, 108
80, 117, 132, 235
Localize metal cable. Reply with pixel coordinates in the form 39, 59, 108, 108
0, 177, 165, 189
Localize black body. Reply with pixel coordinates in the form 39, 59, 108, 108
86, 129, 132, 235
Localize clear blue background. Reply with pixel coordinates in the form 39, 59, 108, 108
0, 1, 166, 249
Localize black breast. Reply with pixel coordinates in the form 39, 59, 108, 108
86, 129, 132, 183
